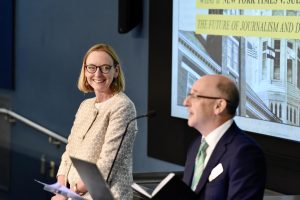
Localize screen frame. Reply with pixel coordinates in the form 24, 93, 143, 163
148, 0, 300, 194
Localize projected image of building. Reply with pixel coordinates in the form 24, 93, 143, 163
172, 8, 300, 129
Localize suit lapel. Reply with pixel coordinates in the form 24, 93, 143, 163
194, 122, 238, 193
183, 136, 202, 185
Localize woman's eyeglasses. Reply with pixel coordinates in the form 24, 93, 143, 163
85, 64, 114, 74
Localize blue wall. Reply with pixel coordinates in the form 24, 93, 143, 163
0, 1, 184, 198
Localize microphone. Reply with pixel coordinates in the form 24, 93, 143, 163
106, 110, 156, 184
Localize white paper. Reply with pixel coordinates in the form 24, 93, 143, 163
35, 179, 85, 200
152, 173, 175, 196
131, 173, 176, 198
131, 183, 152, 198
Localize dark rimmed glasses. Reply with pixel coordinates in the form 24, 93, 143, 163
85, 64, 114, 74
187, 93, 233, 105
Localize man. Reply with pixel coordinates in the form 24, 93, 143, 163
183, 74, 266, 200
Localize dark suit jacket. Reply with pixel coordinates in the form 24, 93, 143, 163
183, 122, 266, 200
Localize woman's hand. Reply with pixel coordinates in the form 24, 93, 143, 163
51, 176, 67, 200
72, 179, 88, 195
51, 194, 67, 200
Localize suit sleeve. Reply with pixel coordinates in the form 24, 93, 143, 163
228, 142, 266, 200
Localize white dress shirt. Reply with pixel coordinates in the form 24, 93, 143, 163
202, 119, 233, 167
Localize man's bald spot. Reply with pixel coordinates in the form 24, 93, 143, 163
200, 75, 239, 115
200, 75, 235, 95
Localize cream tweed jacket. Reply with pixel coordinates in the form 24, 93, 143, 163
57, 92, 137, 200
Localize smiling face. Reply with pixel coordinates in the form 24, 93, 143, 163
85, 50, 119, 97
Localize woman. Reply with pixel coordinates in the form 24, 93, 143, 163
51, 44, 137, 200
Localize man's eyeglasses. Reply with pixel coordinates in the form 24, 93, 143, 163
187, 93, 232, 105
85, 64, 114, 74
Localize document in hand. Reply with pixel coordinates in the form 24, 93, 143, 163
35, 180, 84, 200
131, 173, 196, 200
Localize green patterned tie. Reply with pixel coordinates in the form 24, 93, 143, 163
191, 140, 209, 191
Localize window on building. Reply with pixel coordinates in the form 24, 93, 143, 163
263, 41, 267, 50
270, 103, 273, 113
279, 104, 282, 118
262, 53, 267, 80
227, 40, 232, 69
226, 38, 239, 72
274, 52, 280, 80
233, 44, 239, 71
273, 40, 281, 80
287, 41, 293, 49
274, 40, 280, 49
287, 59, 293, 83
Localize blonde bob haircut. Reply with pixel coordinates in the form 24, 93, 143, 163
77, 44, 125, 93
